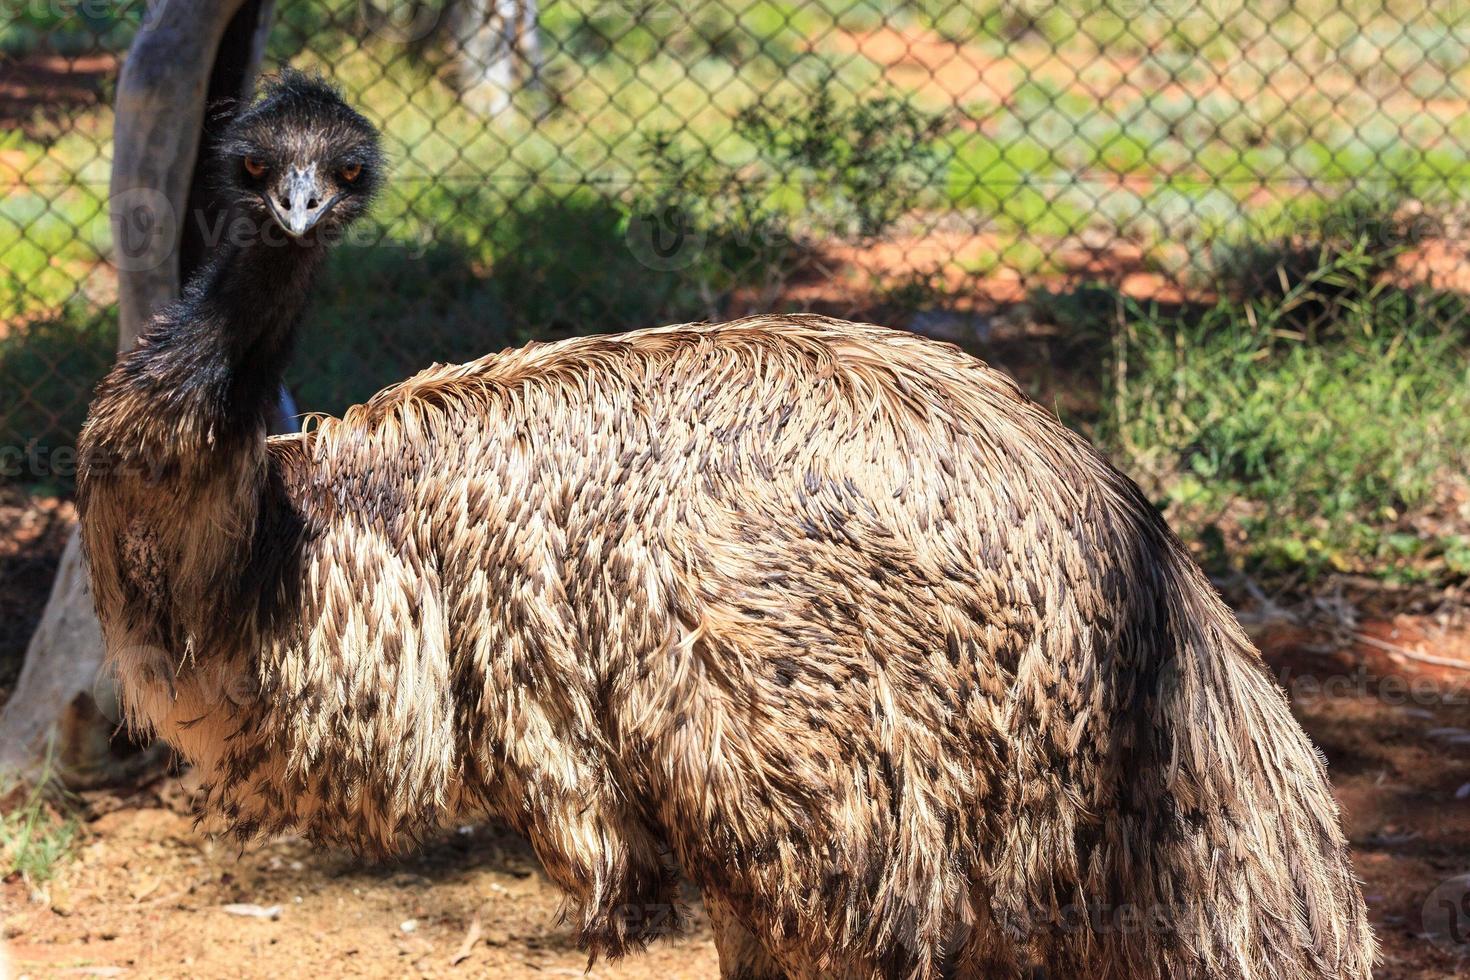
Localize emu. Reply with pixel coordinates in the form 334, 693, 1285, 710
77, 72, 1373, 979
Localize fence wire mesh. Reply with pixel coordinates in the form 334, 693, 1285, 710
2, 1, 1469, 637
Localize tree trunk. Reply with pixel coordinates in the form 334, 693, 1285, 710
452, 0, 540, 117
0, 0, 274, 785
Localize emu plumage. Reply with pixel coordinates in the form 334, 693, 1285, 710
78, 74, 1373, 979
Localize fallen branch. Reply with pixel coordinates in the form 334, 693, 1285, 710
1355, 632, 1470, 671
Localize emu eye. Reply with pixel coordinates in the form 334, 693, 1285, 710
243, 156, 267, 178
339, 163, 363, 183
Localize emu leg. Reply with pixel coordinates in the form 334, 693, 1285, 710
706, 896, 788, 980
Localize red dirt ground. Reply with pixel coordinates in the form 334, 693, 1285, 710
820, 25, 1470, 129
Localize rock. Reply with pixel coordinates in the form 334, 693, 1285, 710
219, 903, 281, 920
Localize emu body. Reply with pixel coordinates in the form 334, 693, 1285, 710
78, 75, 1372, 980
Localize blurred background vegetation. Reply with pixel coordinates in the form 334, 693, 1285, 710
2, 0, 1468, 647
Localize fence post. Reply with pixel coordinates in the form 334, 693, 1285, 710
452, 0, 541, 116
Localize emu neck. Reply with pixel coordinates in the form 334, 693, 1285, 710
161, 230, 324, 432
79, 226, 327, 646
78, 221, 329, 623
99, 227, 327, 473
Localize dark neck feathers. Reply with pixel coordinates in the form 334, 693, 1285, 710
81, 216, 328, 494
120, 222, 325, 445
77, 220, 327, 659
160, 225, 323, 427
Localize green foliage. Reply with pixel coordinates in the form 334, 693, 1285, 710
1090, 247, 1470, 584
0, 170, 110, 317
291, 191, 711, 418
542, 0, 807, 67
731, 76, 952, 237
0, 0, 140, 55
637, 77, 951, 305
290, 235, 510, 415
637, 131, 809, 303
487, 191, 703, 331
1199, 192, 1450, 344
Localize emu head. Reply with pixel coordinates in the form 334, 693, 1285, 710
216, 69, 383, 241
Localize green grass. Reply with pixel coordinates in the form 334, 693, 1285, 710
0, 107, 114, 321
0, 0, 141, 55
0, 761, 80, 885
5, 0, 1470, 318
1082, 246, 1470, 585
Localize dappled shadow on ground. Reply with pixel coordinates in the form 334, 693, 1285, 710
1253, 619, 1470, 978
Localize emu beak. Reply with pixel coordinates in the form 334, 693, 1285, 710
270, 164, 334, 237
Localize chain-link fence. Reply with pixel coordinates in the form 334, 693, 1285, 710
3, 1, 1470, 647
